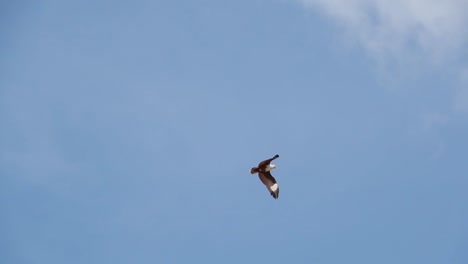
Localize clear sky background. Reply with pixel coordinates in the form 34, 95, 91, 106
1, 1, 467, 263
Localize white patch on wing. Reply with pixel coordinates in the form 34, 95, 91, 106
265, 164, 276, 172
270, 183, 278, 192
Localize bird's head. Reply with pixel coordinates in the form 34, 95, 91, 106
265, 164, 276, 172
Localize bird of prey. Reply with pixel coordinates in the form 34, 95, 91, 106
250, 154, 280, 199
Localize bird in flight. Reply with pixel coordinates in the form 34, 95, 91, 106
250, 154, 280, 199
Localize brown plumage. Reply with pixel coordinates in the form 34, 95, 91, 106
250, 154, 280, 199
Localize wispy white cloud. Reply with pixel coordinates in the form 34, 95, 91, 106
300, 0, 468, 112
300, 0, 468, 63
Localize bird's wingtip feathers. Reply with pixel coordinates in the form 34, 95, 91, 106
270, 191, 279, 199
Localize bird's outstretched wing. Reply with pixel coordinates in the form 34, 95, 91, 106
258, 154, 279, 168
258, 171, 279, 199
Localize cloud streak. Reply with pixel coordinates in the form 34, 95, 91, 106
300, 0, 468, 111
300, 0, 468, 62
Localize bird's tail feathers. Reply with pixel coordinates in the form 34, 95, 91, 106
250, 167, 259, 174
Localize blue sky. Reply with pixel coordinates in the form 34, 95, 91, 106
1, 1, 467, 263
